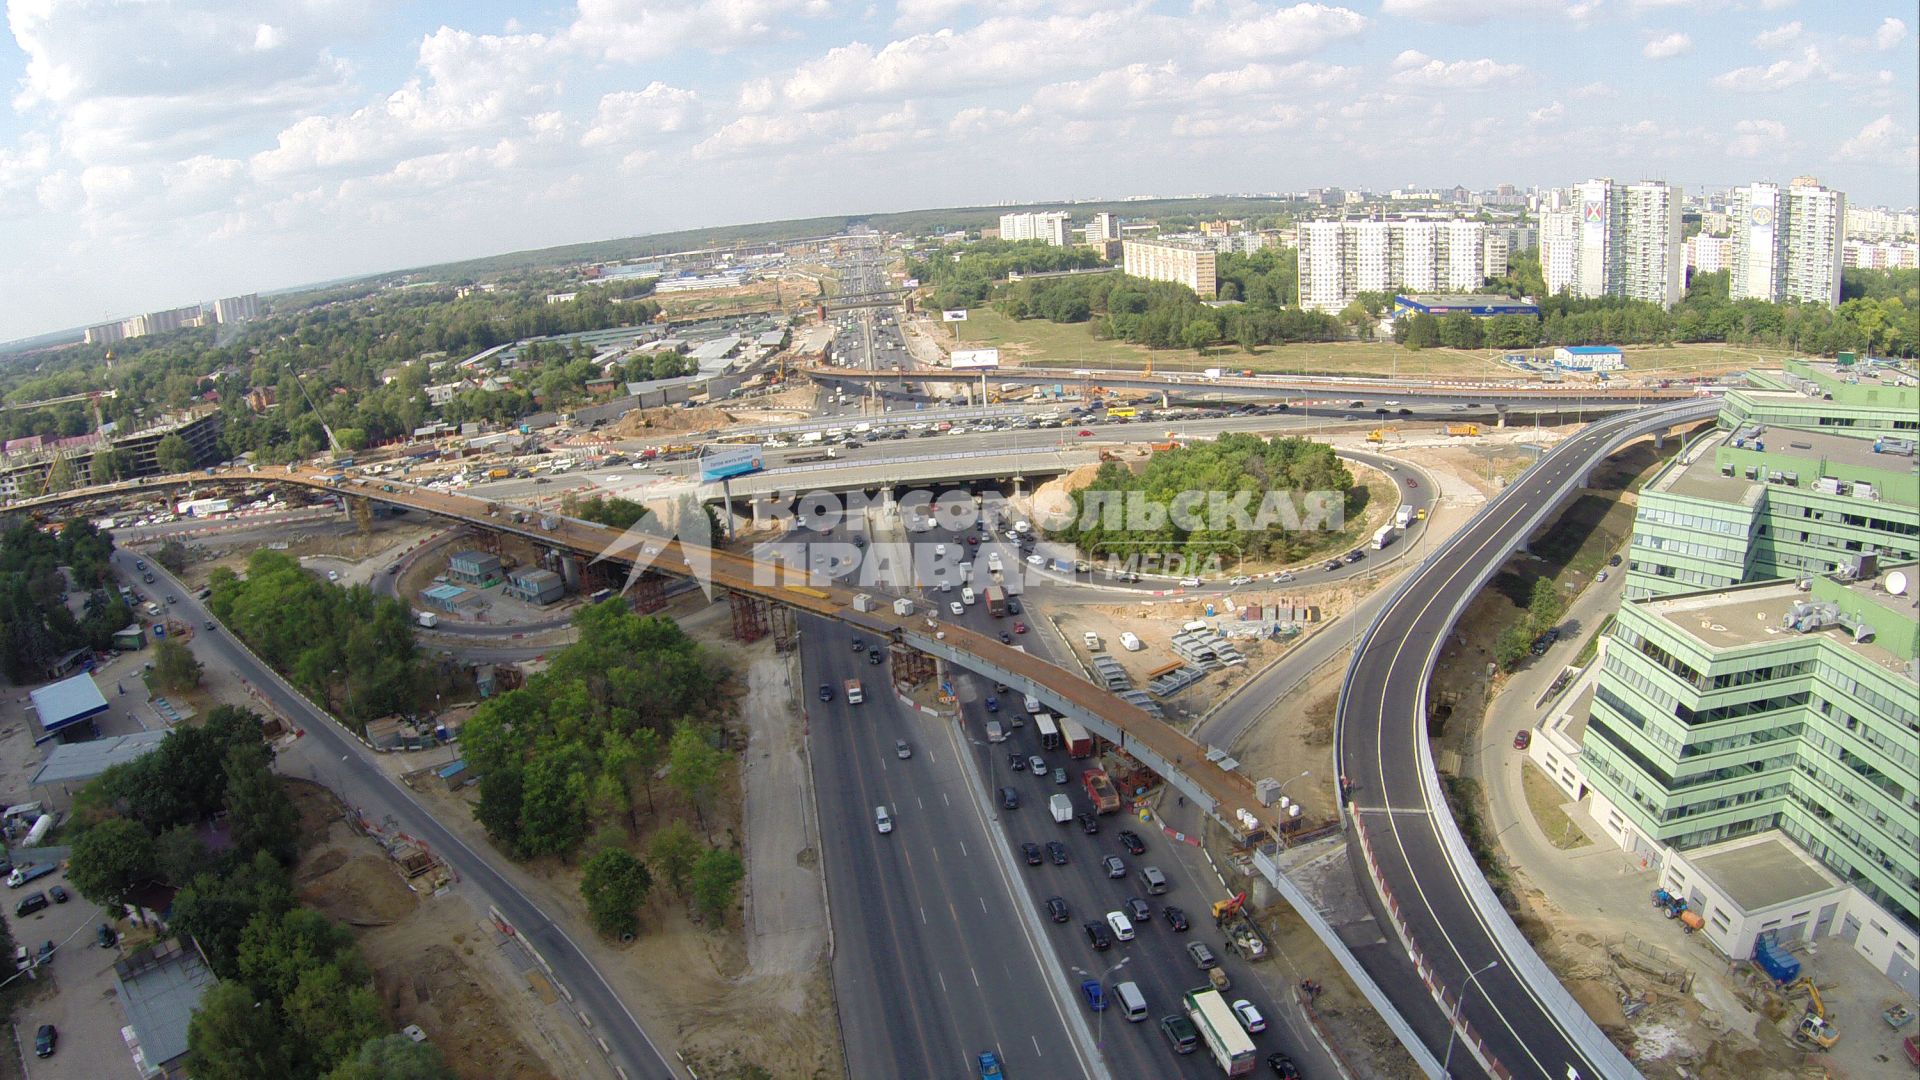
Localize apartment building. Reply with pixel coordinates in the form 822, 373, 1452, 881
1844, 240, 1920, 270
1844, 205, 1919, 241
213, 293, 260, 324
1687, 233, 1732, 274
1294, 218, 1500, 313
1539, 178, 1683, 308
1729, 179, 1845, 308
998, 211, 1072, 247
1121, 238, 1218, 300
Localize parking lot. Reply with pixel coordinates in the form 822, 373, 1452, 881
6, 862, 137, 1079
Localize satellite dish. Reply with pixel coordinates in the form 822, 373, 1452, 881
1887, 570, 1909, 596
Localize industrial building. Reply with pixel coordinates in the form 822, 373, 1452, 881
1539, 178, 1683, 308
113, 941, 218, 1079
1295, 219, 1506, 314
505, 567, 565, 605
1551, 345, 1624, 370
1121, 238, 1218, 300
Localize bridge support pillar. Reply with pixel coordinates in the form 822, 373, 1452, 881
728, 590, 770, 643
1494, 404, 1509, 428
348, 495, 373, 535
890, 643, 934, 687
557, 554, 584, 592
770, 605, 797, 654
1653, 431, 1665, 451
630, 573, 666, 614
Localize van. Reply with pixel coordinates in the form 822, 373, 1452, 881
1115, 981, 1148, 1022
962, 586, 976, 605
874, 806, 893, 834
986, 720, 1005, 743
1139, 866, 1169, 894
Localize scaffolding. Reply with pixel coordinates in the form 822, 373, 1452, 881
729, 590, 770, 643
891, 642, 934, 686
630, 572, 667, 614
770, 604, 797, 653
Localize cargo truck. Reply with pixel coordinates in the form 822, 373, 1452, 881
843, 679, 864, 705
416, 611, 438, 629
984, 585, 1007, 617
1081, 768, 1120, 813
6, 864, 57, 889
1049, 793, 1074, 824
1371, 524, 1396, 550
1444, 423, 1480, 437
1061, 717, 1094, 759
1183, 987, 1257, 1076
1394, 504, 1415, 529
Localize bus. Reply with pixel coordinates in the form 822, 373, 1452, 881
1106, 406, 1137, 419
1035, 713, 1061, 751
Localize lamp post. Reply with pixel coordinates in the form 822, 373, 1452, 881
1443, 958, 1499, 1078
1073, 954, 1131, 1047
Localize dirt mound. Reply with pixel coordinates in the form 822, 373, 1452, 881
299, 852, 419, 926
611, 405, 740, 436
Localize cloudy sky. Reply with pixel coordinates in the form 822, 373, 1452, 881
1, 0, 1915, 342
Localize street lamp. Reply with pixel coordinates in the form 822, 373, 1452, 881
1443, 958, 1499, 1078
1073, 955, 1131, 1046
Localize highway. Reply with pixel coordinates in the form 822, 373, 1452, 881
1336, 398, 1718, 1079
119, 552, 681, 1080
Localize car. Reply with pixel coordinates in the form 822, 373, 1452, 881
949, 601, 965, 616
966, 534, 979, 546
1077, 429, 1093, 437
33, 1023, 54, 1058
1106, 911, 1135, 941
1161, 1013, 1199, 1054
1609, 553, 1624, 567
1084, 921, 1112, 950
204, 620, 215, 630
1179, 577, 1202, 587
15, 893, 47, 917
1022, 842, 1043, 865
1047, 841, 1069, 866
1103, 855, 1126, 878
1344, 550, 1365, 563
1126, 897, 1153, 923
48, 886, 67, 904
1274, 571, 1296, 583
1324, 560, 1342, 572
1013, 622, 1028, 634
1229, 575, 1254, 586
934, 544, 947, 557
869, 648, 885, 664
1405, 477, 1418, 488
1025, 553, 1045, 566
1008, 599, 1024, 616
96, 923, 116, 949
1077, 812, 1099, 834
1052, 767, 1069, 785
999, 786, 1020, 809
1119, 829, 1146, 855
851, 637, 865, 652
533, 476, 551, 484
978, 1049, 1004, 1079
1595, 570, 1609, 582
985, 696, 999, 712
1513, 729, 1532, 750
1267, 1052, 1301, 1078
993, 682, 1010, 693
896, 739, 912, 759
1164, 905, 1191, 932
1081, 978, 1107, 1011
1028, 755, 1046, 773
818, 683, 834, 702
1187, 941, 1218, 969
1044, 896, 1070, 922
1009, 753, 1027, 772
1232, 998, 1267, 1033
999, 631, 1012, 644
166, 594, 177, 602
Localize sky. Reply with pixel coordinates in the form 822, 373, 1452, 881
1, 0, 1915, 343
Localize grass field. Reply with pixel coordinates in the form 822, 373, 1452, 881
947, 307, 1795, 381
1521, 762, 1593, 849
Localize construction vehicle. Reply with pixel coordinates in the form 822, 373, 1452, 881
1081, 768, 1120, 814
1795, 1014, 1839, 1049
1444, 423, 1480, 437
1212, 892, 1270, 961
1364, 429, 1396, 444
5, 864, 57, 888
1150, 440, 1180, 452
1651, 888, 1689, 919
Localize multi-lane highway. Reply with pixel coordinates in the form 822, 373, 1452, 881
1337, 398, 1718, 1079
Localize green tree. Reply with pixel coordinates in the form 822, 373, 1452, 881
155, 432, 193, 473
667, 724, 727, 837
187, 981, 293, 1080
474, 764, 526, 855
322, 1035, 457, 1080
224, 743, 300, 865
648, 821, 701, 895
169, 852, 295, 978
1494, 623, 1534, 671
153, 824, 210, 887
90, 446, 125, 483
689, 848, 744, 926
1528, 577, 1566, 631
518, 749, 587, 857
153, 637, 204, 691
283, 961, 387, 1074
67, 816, 156, 905
580, 847, 653, 937
44, 455, 77, 493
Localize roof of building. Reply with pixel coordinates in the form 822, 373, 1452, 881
1559, 345, 1623, 355
1688, 834, 1842, 913
28, 673, 108, 737
31, 730, 169, 787
448, 550, 500, 567
115, 943, 217, 1067
509, 568, 562, 586
422, 583, 468, 602
1638, 575, 1913, 673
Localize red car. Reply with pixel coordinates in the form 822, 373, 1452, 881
1513, 730, 1532, 750
1013, 622, 1028, 634
1077, 429, 1093, 436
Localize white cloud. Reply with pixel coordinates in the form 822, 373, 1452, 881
1206, 3, 1369, 60
568, 0, 830, 62
1527, 100, 1565, 123
1378, 0, 1561, 22
1837, 114, 1918, 166
1642, 32, 1691, 59
581, 83, 702, 146
1572, 80, 1615, 98
1751, 21, 1801, 49
1725, 118, 1788, 158
1389, 50, 1526, 90
1172, 104, 1303, 139
1873, 17, 1906, 51
1711, 47, 1828, 92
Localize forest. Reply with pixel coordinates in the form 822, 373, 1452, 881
0, 519, 131, 681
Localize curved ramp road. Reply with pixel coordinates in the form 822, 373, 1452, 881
1336, 399, 1718, 1080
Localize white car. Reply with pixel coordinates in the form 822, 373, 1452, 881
1231, 999, 1266, 1033
949, 601, 965, 617
1229, 575, 1254, 586
1106, 911, 1135, 942
1179, 577, 1202, 587
934, 543, 948, 557
1082, 631, 1101, 650
1273, 571, 1296, 583
1026, 554, 1045, 567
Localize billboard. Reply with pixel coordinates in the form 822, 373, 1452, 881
699, 444, 765, 482
951, 348, 1001, 371
942, 309, 968, 321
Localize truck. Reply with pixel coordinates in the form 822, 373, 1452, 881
6, 864, 57, 889
843, 679, 864, 705
1081, 768, 1121, 814
986, 552, 1003, 574
1445, 423, 1480, 437
1371, 524, 1397, 551
1049, 793, 1074, 824
1203, 367, 1226, 381
1035, 713, 1061, 751
1183, 987, 1257, 1076
984, 585, 1008, 617
486, 467, 511, 479
416, 611, 438, 629
1394, 504, 1415, 529
796, 431, 825, 445
1061, 717, 1094, 759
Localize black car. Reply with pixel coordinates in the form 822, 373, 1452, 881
15, 893, 47, 917
1163, 906, 1191, 932
1045, 896, 1070, 923
1126, 897, 1152, 923
850, 637, 865, 652
1009, 753, 1027, 772
1046, 841, 1068, 866
1084, 921, 1112, 951
994, 682, 1010, 693
999, 632, 1013, 644
97, 923, 116, 948
1000, 787, 1020, 810
868, 649, 884, 665
1344, 550, 1365, 563
1118, 829, 1146, 855
1267, 1053, 1301, 1078
1022, 842, 1042, 866
1076, 812, 1099, 835
48, 885, 67, 904
1324, 560, 1342, 572
817, 683, 833, 702
1609, 553, 1624, 567
1007, 599, 1021, 614
34, 1023, 54, 1058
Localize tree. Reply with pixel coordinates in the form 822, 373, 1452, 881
668, 724, 727, 837
155, 433, 193, 473
223, 743, 300, 865
67, 816, 155, 905
187, 981, 293, 1080
283, 961, 387, 1075
648, 821, 701, 895
323, 1035, 457, 1080
689, 848, 744, 925
90, 447, 125, 483
580, 847, 653, 937
518, 749, 587, 857
153, 637, 204, 691
1494, 623, 1534, 672
1528, 577, 1566, 631
169, 852, 295, 978
475, 764, 526, 855
153, 824, 209, 887
44, 455, 77, 493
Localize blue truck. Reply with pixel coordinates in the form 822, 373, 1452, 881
7, 864, 57, 889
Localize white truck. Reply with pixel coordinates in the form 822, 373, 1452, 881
416, 611, 439, 628
1049, 793, 1074, 824
1371, 523, 1397, 550
844, 679, 865, 705
1185, 986, 1258, 1075
1395, 503, 1415, 529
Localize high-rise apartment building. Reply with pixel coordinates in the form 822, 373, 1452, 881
213, 293, 261, 324
1121, 239, 1217, 299
1086, 212, 1120, 243
1730, 179, 1845, 308
1539, 178, 1683, 308
998, 211, 1072, 247
1687, 234, 1733, 274
1843, 240, 1920, 270
1294, 219, 1499, 313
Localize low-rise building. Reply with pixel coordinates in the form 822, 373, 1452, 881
505, 568, 565, 605
113, 941, 218, 1079
1394, 294, 1540, 318
1552, 345, 1625, 371
445, 551, 503, 587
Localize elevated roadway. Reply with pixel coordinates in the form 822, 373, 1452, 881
1335, 396, 1720, 1079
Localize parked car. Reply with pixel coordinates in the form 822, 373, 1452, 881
34, 1023, 55, 1058
47, 886, 67, 904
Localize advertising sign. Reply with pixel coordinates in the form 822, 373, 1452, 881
942, 309, 969, 322
699, 444, 765, 482
951, 348, 1001, 371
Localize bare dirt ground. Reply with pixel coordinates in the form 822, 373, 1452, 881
1226, 661, 1347, 825
287, 779, 598, 1080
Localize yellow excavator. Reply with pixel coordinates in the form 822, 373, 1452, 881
1786, 977, 1838, 1048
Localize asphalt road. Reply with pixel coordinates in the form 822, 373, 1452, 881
1336, 400, 1715, 1080
121, 551, 681, 1080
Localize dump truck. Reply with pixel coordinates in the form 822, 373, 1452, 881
1183, 986, 1257, 1075
1049, 793, 1074, 824
1213, 894, 1270, 962
843, 679, 864, 705
1082, 768, 1121, 814
1445, 423, 1480, 437
985, 585, 1007, 617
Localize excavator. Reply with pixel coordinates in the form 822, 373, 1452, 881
1785, 976, 1839, 1048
